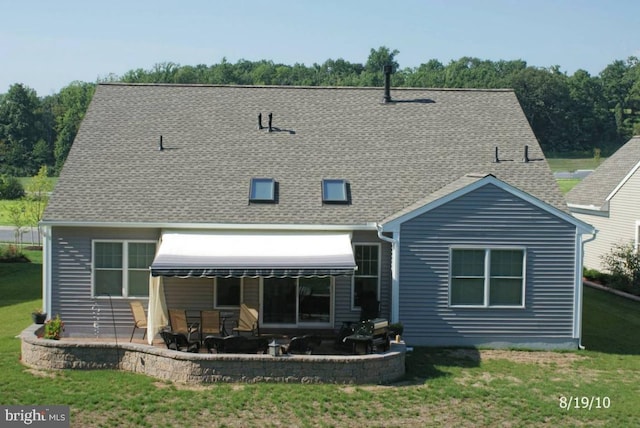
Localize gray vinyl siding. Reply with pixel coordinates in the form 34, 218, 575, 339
50, 227, 390, 336
573, 169, 640, 271
398, 184, 579, 347
334, 231, 392, 326
50, 227, 160, 337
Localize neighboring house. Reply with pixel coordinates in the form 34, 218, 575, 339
566, 136, 640, 271
41, 77, 595, 350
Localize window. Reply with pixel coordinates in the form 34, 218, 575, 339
450, 248, 525, 307
352, 244, 380, 309
249, 178, 276, 202
93, 241, 156, 297
215, 277, 242, 307
322, 179, 349, 203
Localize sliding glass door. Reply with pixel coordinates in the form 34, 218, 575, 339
262, 277, 332, 326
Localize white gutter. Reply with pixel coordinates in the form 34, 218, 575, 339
39, 220, 378, 231
575, 230, 597, 350
377, 224, 400, 323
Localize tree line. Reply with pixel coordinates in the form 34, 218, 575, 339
1, 47, 639, 177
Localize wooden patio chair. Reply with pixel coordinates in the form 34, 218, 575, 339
232, 303, 259, 336
200, 310, 222, 341
168, 309, 199, 342
129, 301, 147, 342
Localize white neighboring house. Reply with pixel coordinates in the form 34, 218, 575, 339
566, 136, 640, 270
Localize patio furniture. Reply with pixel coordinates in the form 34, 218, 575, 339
160, 330, 200, 353
200, 310, 222, 342
168, 309, 199, 342
284, 334, 322, 354
233, 303, 260, 336
129, 301, 147, 342
203, 335, 269, 354
342, 318, 390, 355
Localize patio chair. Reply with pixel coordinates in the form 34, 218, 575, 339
232, 303, 260, 336
129, 301, 147, 342
160, 330, 200, 353
200, 310, 222, 341
285, 334, 322, 355
168, 309, 199, 342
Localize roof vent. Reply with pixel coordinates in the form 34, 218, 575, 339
523, 145, 530, 163
159, 135, 164, 151
382, 65, 393, 103
258, 113, 263, 130
268, 113, 273, 132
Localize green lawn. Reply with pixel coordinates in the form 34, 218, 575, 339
0, 252, 639, 427
547, 157, 604, 172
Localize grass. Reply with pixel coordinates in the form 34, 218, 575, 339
546, 157, 604, 172
557, 178, 581, 193
1, 253, 639, 426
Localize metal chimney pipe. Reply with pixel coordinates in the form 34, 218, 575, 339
382, 65, 393, 103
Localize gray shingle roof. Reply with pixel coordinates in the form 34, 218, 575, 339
566, 136, 640, 209
44, 83, 566, 225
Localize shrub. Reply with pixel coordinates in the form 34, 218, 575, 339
583, 267, 611, 285
600, 242, 640, 295
44, 315, 64, 340
0, 175, 25, 200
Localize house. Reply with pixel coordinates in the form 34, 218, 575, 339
41, 76, 596, 350
566, 136, 640, 271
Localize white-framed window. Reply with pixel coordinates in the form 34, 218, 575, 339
449, 247, 526, 308
92, 240, 156, 298
214, 277, 243, 308
352, 243, 380, 309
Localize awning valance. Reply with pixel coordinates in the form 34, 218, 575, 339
150, 231, 357, 278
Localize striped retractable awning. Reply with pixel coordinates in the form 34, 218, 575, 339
150, 231, 357, 278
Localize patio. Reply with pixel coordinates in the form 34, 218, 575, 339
20, 324, 406, 384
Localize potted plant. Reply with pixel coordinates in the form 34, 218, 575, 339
44, 315, 64, 340
31, 309, 47, 324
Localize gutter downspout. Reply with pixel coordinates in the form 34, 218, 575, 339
377, 224, 399, 323
41, 225, 52, 320
576, 230, 597, 350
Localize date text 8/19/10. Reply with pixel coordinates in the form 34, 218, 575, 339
559, 396, 611, 410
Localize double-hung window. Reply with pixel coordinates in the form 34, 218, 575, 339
352, 244, 380, 309
450, 247, 525, 307
93, 241, 156, 298
215, 277, 242, 308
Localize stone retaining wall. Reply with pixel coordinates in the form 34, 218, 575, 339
21, 325, 405, 384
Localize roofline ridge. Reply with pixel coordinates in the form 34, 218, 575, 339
96, 82, 514, 92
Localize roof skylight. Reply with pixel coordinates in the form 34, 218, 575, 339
322, 179, 349, 203
249, 178, 276, 203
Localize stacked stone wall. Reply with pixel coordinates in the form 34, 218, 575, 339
21, 325, 405, 384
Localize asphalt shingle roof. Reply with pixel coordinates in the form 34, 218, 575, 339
566, 136, 640, 209
44, 83, 566, 225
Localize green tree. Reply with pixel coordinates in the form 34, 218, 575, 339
52, 82, 95, 173
0, 83, 45, 175
24, 165, 53, 246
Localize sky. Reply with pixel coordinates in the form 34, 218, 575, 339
1, 0, 639, 96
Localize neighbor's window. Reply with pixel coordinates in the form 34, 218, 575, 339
215, 277, 242, 307
450, 248, 525, 307
352, 244, 380, 309
322, 179, 349, 203
93, 241, 156, 298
